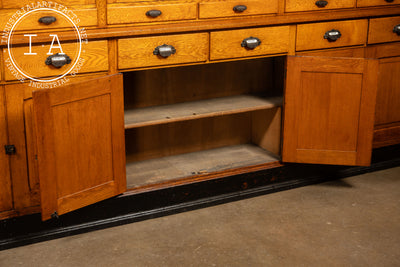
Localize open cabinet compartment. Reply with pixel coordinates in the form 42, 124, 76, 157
123, 57, 285, 190
29, 55, 378, 220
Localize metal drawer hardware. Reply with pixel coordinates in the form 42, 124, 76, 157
146, 10, 162, 18
4, 145, 16, 155
324, 29, 342, 42
393, 24, 400, 35
385, 0, 394, 2
233, 5, 247, 12
153, 44, 176, 58
241, 37, 261, 49
45, 53, 72, 68
315, 0, 328, 7
38, 16, 57, 25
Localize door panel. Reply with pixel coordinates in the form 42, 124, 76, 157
374, 57, 400, 126
33, 74, 126, 220
283, 56, 378, 166
0, 86, 13, 214
4, 85, 40, 213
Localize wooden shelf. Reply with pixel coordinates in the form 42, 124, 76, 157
124, 95, 283, 129
126, 144, 280, 189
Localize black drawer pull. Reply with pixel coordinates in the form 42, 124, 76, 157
241, 37, 261, 49
153, 44, 176, 58
233, 5, 247, 12
393, 24, 400, 35
146, 10, 162, 18
45, 53, 72, 68
324, 29, 342, 42
38, 16, 57, 25
385, 0, 394, 2
315, 0, 328, 7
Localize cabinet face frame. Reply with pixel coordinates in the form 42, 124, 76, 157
282, 56, 379, 166
32, 74, 126, 220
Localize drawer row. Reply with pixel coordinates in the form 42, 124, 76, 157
0, 0, 399, 32
2, 17, 400, 80
108, 0, 400, 25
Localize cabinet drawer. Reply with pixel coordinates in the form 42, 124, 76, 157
210, 26, 291, 60
296, 19, 368, 51
357, 0, 400, 7
2, 0, 95, 8
285, 0, 355, 12
118, 33, 209, 69
199, 0, 278, 19
0, 8, 97, 31
107, 2, 197, 25
4, 40, 109, 81
368, 16, 400, 44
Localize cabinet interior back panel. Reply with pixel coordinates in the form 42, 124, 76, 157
123, 57, 283, 109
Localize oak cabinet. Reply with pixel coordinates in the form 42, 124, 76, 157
1, 2, 398, 221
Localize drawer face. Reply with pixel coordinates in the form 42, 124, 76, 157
0, 8, 97, 31
107, 2, 197, 24
118, 33, 209, 69
368, 16, 400, 44
199, 0, 278, 19
357, 0, 400, 7
4, 40, 109, 81
296, 19, 368, 51
210, 26, 291, 60
286, 0, 355, 12
2, 0, 95, 8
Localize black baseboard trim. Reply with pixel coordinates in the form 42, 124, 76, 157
1, 144, 399, 251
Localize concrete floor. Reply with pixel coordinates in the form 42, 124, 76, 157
1, 166, 399, 266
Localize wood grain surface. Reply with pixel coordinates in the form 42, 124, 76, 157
5, 40, 108, 81
296, 19, 368, 51
199, 0, 278, 19
0, 7, 97, 32
0, 86, 13, 214
368, 16, 400, 44
210, 26, 291, 60
2, 0, 95, 8
285, 0, 355, 12
282, 56, 378, 166
32, 74, 126, 220
108, 2, 197, 24
4, 84, 41, 213
124, 95, 283, 128
357, 0, 400, 7
374, 56, 400, 126
118, 33, 208, 69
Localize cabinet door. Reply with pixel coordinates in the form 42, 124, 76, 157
33, 74, 126, 220
366, 43, 400, 148
0, 86, 13, 216
282, 56, 378, 166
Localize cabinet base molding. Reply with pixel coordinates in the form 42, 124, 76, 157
1, 144, 399, 251
373, 124, 400, 148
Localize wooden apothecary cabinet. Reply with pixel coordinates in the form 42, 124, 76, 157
1, 0, 399, 221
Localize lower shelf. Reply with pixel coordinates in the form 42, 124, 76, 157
126, 144, 280, 189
